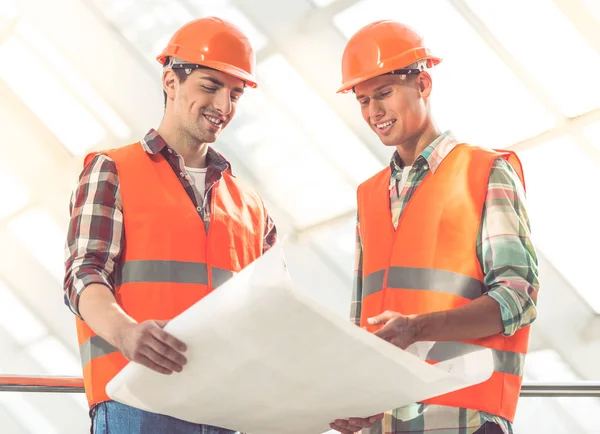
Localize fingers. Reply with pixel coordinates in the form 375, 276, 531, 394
150, 322, 187, 352
367, 310, 394, 326
330, 416, 381, 434
137, 354, 174, 375
370, 413, 384, 423
329, 420, 359, 434
373, 322, 396, 340
121, 321, 188, 375
139, 343, 184, 373
146, 335, 187, 367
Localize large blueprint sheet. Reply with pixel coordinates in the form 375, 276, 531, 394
107, 244, 493, 434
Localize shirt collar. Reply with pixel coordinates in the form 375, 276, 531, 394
141, 129, 232, 174
389, 130, 458, 176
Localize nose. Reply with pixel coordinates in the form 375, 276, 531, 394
212, 88, 232, 116
368, 99, 384, 122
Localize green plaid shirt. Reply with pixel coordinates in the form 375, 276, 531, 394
352, 131, 539, 434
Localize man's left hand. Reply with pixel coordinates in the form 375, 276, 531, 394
368, 311, 419, 349
330, 414, 384, 434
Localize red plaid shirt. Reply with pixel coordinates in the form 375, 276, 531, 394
64, 129, 277, 317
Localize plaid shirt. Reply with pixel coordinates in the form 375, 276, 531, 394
352, 131, 539, 434
64, 129, 277, 317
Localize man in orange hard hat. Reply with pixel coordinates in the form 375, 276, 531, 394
330, 20, 539, 434
64, 17, 277, 433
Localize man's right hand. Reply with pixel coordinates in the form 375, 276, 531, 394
78, 285, 189, 376
116, 320, 188, 375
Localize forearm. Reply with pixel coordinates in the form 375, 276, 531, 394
78, 284, 136, 348
414, 295, 504, 342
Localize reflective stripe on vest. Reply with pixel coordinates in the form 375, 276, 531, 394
80, 261, 235, 369
363, 266, 485, 300
80, 335, 118, 368
119, 260, 234, 287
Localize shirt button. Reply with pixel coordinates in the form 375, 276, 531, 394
167, 148, 172, 153
196, 206, 202, 212
423, 165, 429, 170
394, 222, 398, 229
179, 172, 185, 177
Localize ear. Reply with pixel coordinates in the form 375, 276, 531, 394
162, 69, 177, 102
417, 71, 433, 99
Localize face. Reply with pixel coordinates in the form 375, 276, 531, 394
354, 72, 431, 147
164, 67, 245, 144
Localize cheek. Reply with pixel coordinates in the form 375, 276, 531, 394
361, 106, 370, 123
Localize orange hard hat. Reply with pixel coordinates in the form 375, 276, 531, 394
157, 17, 257, 88
337, 20, 442, 93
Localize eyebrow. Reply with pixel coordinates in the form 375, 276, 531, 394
355, 81, 395, 100
200, 76, 245, 94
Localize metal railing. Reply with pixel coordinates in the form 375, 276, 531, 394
1, 376, 600, 397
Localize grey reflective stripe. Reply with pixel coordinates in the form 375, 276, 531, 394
426, 341, 524, 376
387, 267, 485, 300
79, 335, 119, 368
363, 270, 386, 297
121, 261, 208, 284
212, 267, 235, 288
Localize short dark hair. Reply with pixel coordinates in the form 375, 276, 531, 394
163, 57, 190, 106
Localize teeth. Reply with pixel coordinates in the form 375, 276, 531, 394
205, 116, 222, 125
376, 120, 395, 129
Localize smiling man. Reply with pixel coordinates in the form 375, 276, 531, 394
64, 17, 277, 434
330, 20, 539, 434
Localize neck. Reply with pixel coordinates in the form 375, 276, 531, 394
157, 117, 209, 169
395, 118, 441, 166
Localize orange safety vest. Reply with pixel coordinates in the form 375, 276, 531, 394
357, 144, 529, 422
75, 142, 266, 408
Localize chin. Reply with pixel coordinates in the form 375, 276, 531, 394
378, 136, 399, 147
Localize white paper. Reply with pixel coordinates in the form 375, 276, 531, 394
107, 244, 493, 434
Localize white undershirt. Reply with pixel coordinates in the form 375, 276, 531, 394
185, 166, 208, 197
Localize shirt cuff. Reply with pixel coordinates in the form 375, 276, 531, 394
486, 286, 537, 337
68, 272, 114, 320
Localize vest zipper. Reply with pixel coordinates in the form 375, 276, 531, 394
204, 180, 219, 290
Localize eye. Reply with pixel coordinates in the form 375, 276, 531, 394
379, 90, 392, 98
359, 99, 369, 106
202, 86, 217, 93
231, 94, 241, 102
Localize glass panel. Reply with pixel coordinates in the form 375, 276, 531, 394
15, 20, 131, 140
0, 38, 106, 155
90, 0, 267, 65
0, 281, 47, 345
7, 209, 66, 284
0, 162, 28, 219
27, 336, 81, 376
0, 390, 89, 434
466, 0, 600, 117
0, 0, 18, 20
230, 88, 356, 228
584, 121, 600, 153
518, 138, 600, 312
258, 54, 382, 185
519, 350, 600, 433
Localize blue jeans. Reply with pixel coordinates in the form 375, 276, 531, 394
92, 401, 238, 434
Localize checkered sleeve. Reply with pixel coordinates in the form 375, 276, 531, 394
63, 154, 124, 319
350, 214, 363, 326
480, 158, 539, 337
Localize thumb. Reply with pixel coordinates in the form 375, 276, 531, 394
154, 319, 170, 328
368, 311, 392, 325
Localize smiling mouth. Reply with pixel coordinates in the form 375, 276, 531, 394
204, 115, 224, 127
374, 119, 396, 130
